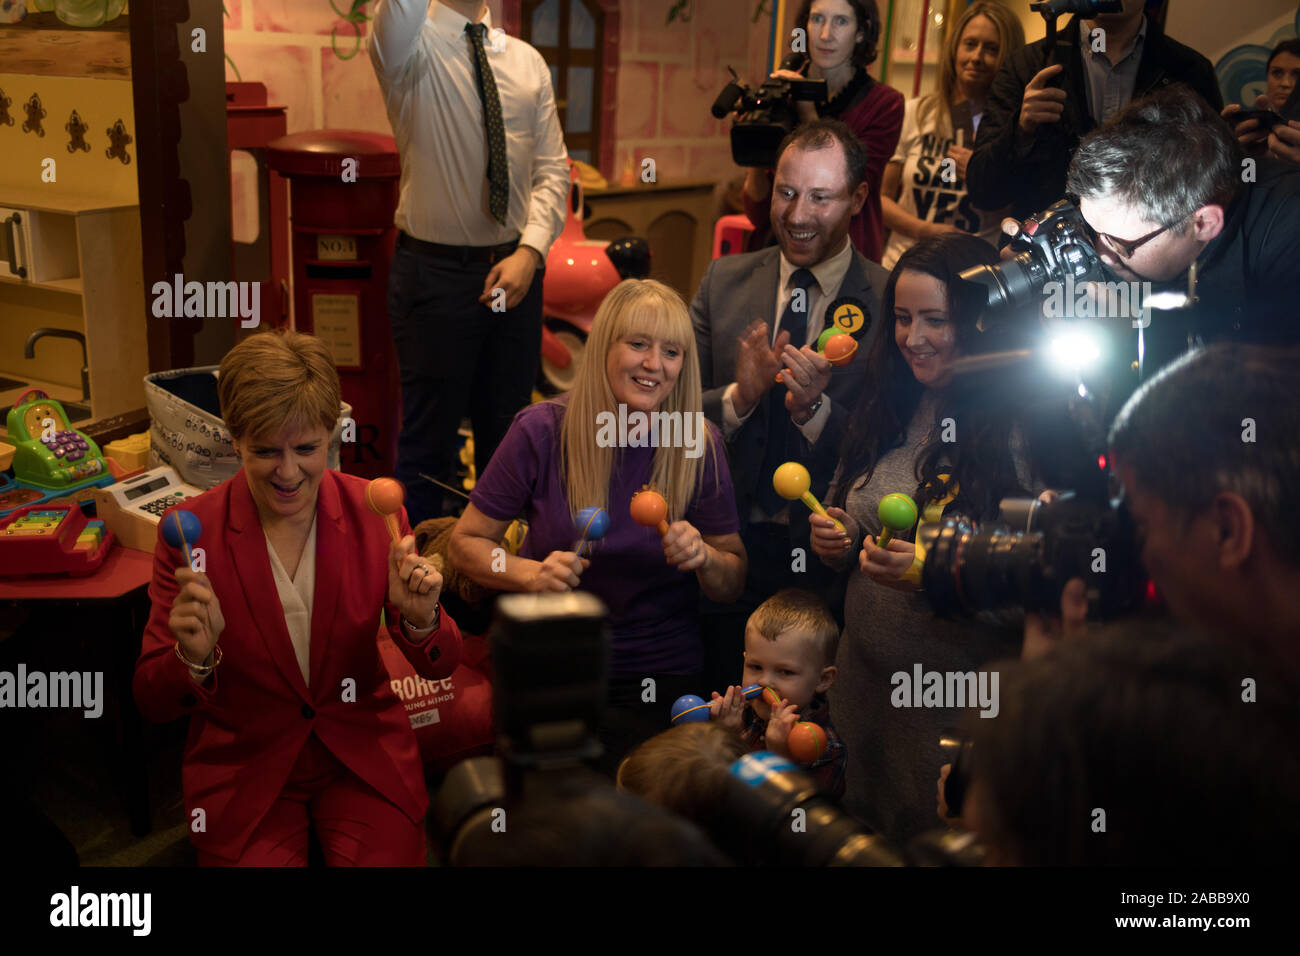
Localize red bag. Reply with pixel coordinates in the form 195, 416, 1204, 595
376, 630, 495, 771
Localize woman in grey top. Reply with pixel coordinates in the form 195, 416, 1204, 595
810, 235, 1038, 849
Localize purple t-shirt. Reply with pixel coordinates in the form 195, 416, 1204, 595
470, 399, 740, 677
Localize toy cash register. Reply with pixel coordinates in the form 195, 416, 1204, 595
6, 390, 107, 491
93, 466, 203, 552
0, 504, 114, 576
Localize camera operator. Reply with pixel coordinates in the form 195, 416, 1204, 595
1106, 344, 1300, 690
1066, 86, 1300, 375
966, 0, 1221, 227
742, 0, 904, 262
963, 621, 1300, 866
1223, 39, 1300, 165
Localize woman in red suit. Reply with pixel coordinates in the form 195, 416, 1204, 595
134, 330, 462, 866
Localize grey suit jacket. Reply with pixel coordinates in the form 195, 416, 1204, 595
691, 244, 890, 528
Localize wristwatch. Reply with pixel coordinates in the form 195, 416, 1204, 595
793, 398, 823, 426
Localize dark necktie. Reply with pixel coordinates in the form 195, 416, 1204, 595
466, 22, 509, 225
756, 268, 818, 517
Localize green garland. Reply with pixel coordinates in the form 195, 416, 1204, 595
328, 0, 372, 61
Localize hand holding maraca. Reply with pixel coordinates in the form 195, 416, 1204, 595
763, 697, 801, 759
528, 550, 590, 593
859, 535, 917, 588
388, 534, 443, 629
708, 685, 749, 731
810, 507, 858, 563
662, 520, 710, 572
169, 567, 226, 669
777, 344, 832, 420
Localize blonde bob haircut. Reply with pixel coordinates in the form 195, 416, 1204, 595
558, 278, 720, 521
918, 1, 1025, 139
217, 330, 341, 443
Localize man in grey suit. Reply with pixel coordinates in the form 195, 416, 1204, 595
692, 119, 890, 691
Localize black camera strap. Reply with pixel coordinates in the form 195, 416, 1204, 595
820, 68, 874, 120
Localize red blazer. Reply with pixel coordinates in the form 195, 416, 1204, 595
134, 469, 462, 861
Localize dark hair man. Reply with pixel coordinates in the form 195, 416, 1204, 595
692, 119, 889, 692
1108, 343, 1300, 687
967, 0, 1221, 226
1066, 86, 1300, 373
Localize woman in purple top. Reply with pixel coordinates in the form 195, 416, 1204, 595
450, 279, 747, 770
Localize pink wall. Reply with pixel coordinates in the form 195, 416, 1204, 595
222, 0, 767, 185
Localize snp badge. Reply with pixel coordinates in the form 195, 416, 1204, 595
827, 297, 868, 336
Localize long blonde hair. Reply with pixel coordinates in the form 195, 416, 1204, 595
918, 1, 1025, 138
558, 279, 719, 521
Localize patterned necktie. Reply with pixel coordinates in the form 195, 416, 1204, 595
756, 268, 818, 517
466, 22, 509, 225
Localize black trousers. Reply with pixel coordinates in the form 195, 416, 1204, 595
387, 242, 544, 524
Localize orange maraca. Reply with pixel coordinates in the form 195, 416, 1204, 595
772, 462, 844, 532
630, 486, 669, 537
366, 477, 405, 544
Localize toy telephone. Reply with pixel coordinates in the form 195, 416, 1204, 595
94, 466, 202, 552
6, 389, 106, 491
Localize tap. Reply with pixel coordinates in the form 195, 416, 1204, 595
24, 328, 90, 403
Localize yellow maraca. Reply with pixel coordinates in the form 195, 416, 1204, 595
772, 462, 844, 532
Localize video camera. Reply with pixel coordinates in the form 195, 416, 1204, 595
711, 57, 826, 168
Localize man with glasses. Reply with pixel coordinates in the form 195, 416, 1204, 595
1065, 86, 1300, 375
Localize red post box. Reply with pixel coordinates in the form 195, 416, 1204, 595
265, 131, 401, 481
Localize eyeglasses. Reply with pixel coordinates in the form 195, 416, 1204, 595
1083, 217, 1184, 259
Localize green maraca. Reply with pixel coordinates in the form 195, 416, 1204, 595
876, 493, 918, 548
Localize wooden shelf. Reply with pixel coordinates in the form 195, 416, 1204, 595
0, 271, 81, 295
0, 13, 131, 79
0, 190, 137, 216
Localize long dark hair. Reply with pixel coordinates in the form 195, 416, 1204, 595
831, 235, 1029, 522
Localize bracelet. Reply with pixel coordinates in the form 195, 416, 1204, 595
792, 398, 823, 426
175, 641, 222, 676
402, 604, 440, 634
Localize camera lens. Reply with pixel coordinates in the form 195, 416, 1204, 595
920, 518, 1047, 614
959, 253, 1045, 315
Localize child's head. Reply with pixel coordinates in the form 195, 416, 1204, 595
743, 588, 839, 714
616, 722, 748, 824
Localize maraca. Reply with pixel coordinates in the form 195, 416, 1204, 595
671, 684, 766, 724
787, 721, 829, 763
161, 509, 203, 571
772, 462, 844, 532
630, 486, 669, 537
823, 333, 858, 367
876, 492, 918, 548
366, 477, 405, 544
573, 506, 610, 557
815, 327, 840, 352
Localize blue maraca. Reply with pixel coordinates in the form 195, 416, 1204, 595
161, 509, 202, 571
573, 506, 610, 557
670, 684, 765, 725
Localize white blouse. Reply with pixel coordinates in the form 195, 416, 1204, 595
264, 517, 319, 686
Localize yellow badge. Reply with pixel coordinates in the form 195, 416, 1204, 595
832, 301, 866, 335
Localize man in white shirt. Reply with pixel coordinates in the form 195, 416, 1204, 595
371, 0, 569, 522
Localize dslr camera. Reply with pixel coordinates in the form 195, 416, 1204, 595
918, 384, 1147, 620
958, 199, 1109, 322
711, 60, 826, 168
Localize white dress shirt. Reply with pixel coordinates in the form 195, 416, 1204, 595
721, 237, 856, 446
370, 0, 570, 254
265, 517, 319, 687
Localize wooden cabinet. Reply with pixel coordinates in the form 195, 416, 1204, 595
0, 190, 146, 440
582, 179, 717, 301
